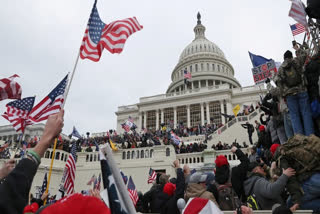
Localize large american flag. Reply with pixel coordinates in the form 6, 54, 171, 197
289, 0, 308, 29
290, 23, 306, 36
63, 142, 77, 195
147, 168, 157, 184
2, 97, 35, 132
0, 74, 22, 101
28, 75, 68, 123
127, 176, 138, 206
80, 0, 143, 62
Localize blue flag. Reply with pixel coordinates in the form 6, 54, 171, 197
71, 126, 82, 139
248, 52, 272, 67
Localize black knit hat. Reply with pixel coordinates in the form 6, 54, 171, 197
284, 50, 293, 60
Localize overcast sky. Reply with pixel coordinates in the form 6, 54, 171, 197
0, 0, 306, 135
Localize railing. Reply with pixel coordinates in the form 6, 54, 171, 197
176, 152, 204, 165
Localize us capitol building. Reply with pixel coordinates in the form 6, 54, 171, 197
0, 14, 266, 196
116, 13, 264, 133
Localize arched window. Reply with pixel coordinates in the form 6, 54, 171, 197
193, 157, 196, 163
201, 157, 204, 162
131, 151, 135, 159
136, 150, 140, 159
141, 150, 144, 158
189, 158, 192, 163
50, 152, 53, 159
127, 151, 130, 159
90, 154, 93, 162
64, 155, 67, 162
45, 151, 50, 158
182, 159, 184, 164
197, 157, 200, 163
195, 64, 198, 72
122, 152, 126, 160
145, 150, 149, 158
55, 152, 60, 160
186, 158, 188, 164
166, 148, 170, 157
61, 153, 64, 161
150, 149, 154, 158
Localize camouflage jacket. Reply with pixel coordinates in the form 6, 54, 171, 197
274, 134, 320, 204
276, 48, 307, 97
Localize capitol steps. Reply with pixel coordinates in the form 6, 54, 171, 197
207, 108, 264, 148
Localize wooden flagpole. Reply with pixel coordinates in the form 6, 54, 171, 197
44, 50, 80, 205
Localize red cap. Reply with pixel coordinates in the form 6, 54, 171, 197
163, 182, 176, 196
259, 125, 265, 132
23, 202, 39, 214
270, 144, 280, 156
215, 155, 229, 168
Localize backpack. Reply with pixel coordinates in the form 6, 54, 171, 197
215, 183, 237, 210
283, 62, 302, 87
246, 179, 261, 210
249, 124, 255, 133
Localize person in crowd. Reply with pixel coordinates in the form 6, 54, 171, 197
254, 120, 261, 137
244, 161, 296, 210
153, 160, 185, 214
216, 141, 223, 150
184, 172, 218, 206
273, 134, 320, 213
241, 122, 255, 145
0, 110, 66, 214
256, 125, 272, 150
248, 146, 258, 163
276, 43, 314, 136
0, 159, 15, 180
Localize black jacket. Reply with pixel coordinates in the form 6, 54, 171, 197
0, 158, 38, 214
231, 149, 250, 202
257, 131, 272, 149
142, 184, 164, 213
154, 168, 185, 214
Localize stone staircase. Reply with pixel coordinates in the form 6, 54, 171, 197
207, 108, 264, 148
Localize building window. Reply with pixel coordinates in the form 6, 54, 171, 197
201, 80, 206, 88
208, 80, 213, 86
61, 153, 64, 161
207, 63, 209, 71
166, 148, 170, 157
195, 64, 198, 72
127, 151, 130, 159
45, 151, 50, 158
141, 150, 144, 158
201, 63, 204, 71
122, 152, 126, 160
145, 150, 149, 158
136, 150, 139, 159
190, 65, 192, 72
212, 64, 215, 71
64, 155, 67, 162
131, 151, 135, 159
146, 110, 156, 131
90, 154, 93, 162
177, 106, 187, 126
209, 101, 222, 125
150, 149, 154, 158
215, 80, 220, 85
204, 106, 207, 124
217, 65, 220, 72
194, 81, 199, 88
164, 108, 174, 126
195, 45, 198, 52
222, 66, 225, 72
190, 104, 201, 127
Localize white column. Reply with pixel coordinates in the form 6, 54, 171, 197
220, 101, 225, 124
144, 112, 147, 129
206, 102, 210, 124
139, 113, 143, 131
200, 103, 205, 126
191, 81, 194, 90
156, 109, 159, 130
187, 105, 191, 127
161, 109, 164, 124
173, 107, 177, 128
206, 80, 208, 87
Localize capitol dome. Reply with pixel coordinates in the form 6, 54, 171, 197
167, 13, 241, 94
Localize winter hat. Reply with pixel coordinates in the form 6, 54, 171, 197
189, 172, 207, 184
284, 50, 293, 60
23, 202, 39, 214
163, 182, 176, 196
259, 125, 265, 132
270, 144, 280, 156
215, 155, 229, 168
39, 193, 109, 214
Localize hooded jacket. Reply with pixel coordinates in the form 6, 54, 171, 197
244, 173, 289, 210
185, 183, 218, 206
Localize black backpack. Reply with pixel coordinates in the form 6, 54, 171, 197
215, 183, 237, 210
283, 62, 302, 87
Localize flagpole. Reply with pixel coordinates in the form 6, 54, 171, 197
44, 50, 80, 205
11, 132, 25, 159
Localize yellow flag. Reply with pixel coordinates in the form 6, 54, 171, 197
109, 139, 118, 151
233, 104, 240, 117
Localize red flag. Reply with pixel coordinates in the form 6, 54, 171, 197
0, 75, 22, 101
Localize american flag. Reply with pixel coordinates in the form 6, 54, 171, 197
63, 142, 77, 195
289, 0, 308, 29
80, 0, 143, 62
2, 97, 35, 132
87, 174, 96, 185
170, 131, 181, 145
120, 170, 128, 185
127, 176, 138, 206
28, 75, 68, 123
0, 74, 22, 101
121, 123, 130, 132
184, 70, 192, 79
94, 174, 101, 191
147, 168, 157, 184
41, 172, 48, 195
290, 23, 306, 36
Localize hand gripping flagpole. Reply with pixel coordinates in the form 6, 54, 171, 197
44, 51, 80, 205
